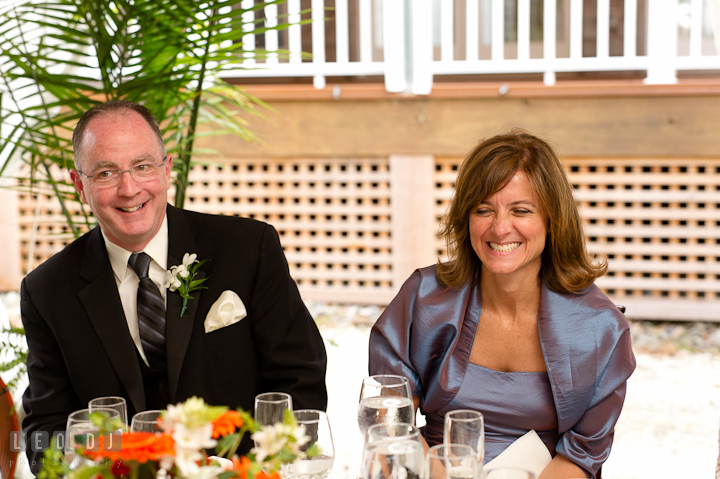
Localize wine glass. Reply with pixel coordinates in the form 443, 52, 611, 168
89, 396, 128, 428
361, 423, 425, 479
254, 392, 293, 428
65, 407, 120, 467
425, 444, 479, 479
130, 410, 165, 433
281, 410, 334, 479
484, 468, 536, 479
444, 410, 485, 466
358, 375, 413, 439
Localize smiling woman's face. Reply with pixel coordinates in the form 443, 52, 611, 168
469, 170, 547, 281
70, 110, 172, 252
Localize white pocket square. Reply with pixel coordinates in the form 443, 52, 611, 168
204, 290, 247, 333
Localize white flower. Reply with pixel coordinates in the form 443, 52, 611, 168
194, 465, 225, 479
172, 423, 218, 478
251, 422, 310, 463
165, 269, 182, 291
176, 264, 190, 279
183, 253, 197, 267
208, 456, 234, 470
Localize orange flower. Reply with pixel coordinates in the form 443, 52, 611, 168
84, 432, 175, 463
231, 456, 251, 479
212, 410, 244, 438
230, 457, 278, 479
255, 470, 281, 479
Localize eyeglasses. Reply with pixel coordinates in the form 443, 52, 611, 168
76, 156, 167, 186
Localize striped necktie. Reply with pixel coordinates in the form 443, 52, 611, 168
128, 252, 167, 371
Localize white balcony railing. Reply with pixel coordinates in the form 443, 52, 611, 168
221, 0, 720, 93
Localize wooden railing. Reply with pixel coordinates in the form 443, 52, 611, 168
222, 0, 720, 93
11, 156, 720, 321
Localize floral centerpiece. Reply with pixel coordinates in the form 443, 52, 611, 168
38, 397, 315, 479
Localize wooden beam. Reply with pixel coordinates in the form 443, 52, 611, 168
202, 89, 720, 158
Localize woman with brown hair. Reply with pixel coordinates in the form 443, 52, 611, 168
369, 130, 635, 479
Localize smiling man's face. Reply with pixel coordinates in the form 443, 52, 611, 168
70, 110, 172, 252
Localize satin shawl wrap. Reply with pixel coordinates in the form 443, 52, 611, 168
368, 266, 636, 479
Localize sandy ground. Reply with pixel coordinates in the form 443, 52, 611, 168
320, 323, 720, 479
2, 295, 719, 479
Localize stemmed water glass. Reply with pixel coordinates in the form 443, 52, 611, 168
65, 407, 120, 468
444, 410, 485, 467
254, 392, 293, 428
357, 375, 413, 439
425, 444, 479, 479
281, 409, 334, 479
89, 396, 128, 428
130, 410, 165, 433
365, 423, 423, 446
361, 422, 425, 479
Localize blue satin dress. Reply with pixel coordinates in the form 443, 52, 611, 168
368, 265, 636, 479
424, 363, 559, 463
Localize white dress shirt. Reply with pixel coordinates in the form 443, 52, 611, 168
102, 215, 168, 366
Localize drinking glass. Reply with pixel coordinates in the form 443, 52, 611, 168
358, 375, 413, 438
444, 410, 485, 466
89, 396, 128, 428
484, 468, 536, 479
361, 424, 425, 479
254, 392, 293, 427
65, 407, 120, 467
281, 410, 334, 479
425, 444, 479, 479
130, 410, 165, 433
365, 423, 422, 447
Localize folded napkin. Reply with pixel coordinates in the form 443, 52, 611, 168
204, 290, 247, 333
484, 430, 552, 477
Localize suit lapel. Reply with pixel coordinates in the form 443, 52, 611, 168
166, 206, 204, 401
78, 228, 146, 413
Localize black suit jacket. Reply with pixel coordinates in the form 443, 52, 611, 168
21, 206, 327, 469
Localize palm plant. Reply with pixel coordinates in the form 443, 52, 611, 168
0, 0, 303, 391
0, 0, 295, 238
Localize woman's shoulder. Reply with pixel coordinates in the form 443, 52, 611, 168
397, 264, 472, 305
540, 283, 632, 359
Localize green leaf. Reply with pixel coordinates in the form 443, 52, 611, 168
188, 277, 209, 289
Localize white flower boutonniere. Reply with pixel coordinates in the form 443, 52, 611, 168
165, 253, 210, 317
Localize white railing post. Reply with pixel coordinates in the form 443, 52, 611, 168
689, 0, 703, 57
597, 0, 610, 58
518, 0, 531, 60
288, 0, 302, 64
264, 2, 279, 65
383, 0, 407, 92
645, 0, 678, 84
312, 0, 326, 89
490, 0, 503, 60
241, 0, 256, 67
335, 0, 350, 64
712, 0, 720, 58
359, 0, 372, 63
624, 0, 637, 57
543, 0, 557, 85
410, 0, 433, 95
570, 0, 583, 59
440, 0, 454, 62
467, 0, 480, 61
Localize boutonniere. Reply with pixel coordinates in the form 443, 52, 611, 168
165, 253, 210, 317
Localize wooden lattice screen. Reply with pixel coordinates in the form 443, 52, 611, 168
183, 158, 395, 304
13, 157, 720, 321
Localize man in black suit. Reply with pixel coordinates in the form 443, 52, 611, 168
20, 100, 327, 472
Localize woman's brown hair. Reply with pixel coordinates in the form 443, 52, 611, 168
437, 129, 607, 293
